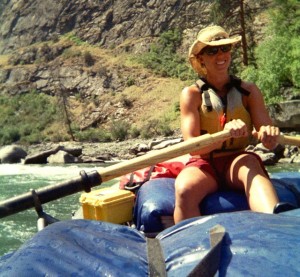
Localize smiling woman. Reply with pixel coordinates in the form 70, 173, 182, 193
173, 25, 294, 224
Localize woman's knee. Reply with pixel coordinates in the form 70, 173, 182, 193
228, 153, 268, 188
237, 153, 262, 167
175, 167, 217, 201
231, 153, 265, 176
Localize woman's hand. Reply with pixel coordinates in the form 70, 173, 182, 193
252, 125, 280, 150
224, 119, 248, 138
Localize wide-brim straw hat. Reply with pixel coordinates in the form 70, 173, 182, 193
189, 25, 241, 76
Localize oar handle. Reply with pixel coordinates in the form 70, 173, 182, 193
0, 171, 101, 218
278, 135, 300, 146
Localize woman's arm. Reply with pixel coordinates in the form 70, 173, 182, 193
180, 86, 201, 140
243, 81, 280, 149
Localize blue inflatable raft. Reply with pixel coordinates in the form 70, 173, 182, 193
0, 172, 300, 276
134, 172, 300, 234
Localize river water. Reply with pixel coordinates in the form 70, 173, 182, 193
0, 163, 299, 256
0, 163, 117, 256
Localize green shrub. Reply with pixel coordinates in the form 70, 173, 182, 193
140, 119, 174, 139
75, 128, 111, 142
0, 128, 20, 145
83, 51, 94, 66
109, 120, 130, 141
241, 0, 299, 103
0, 92, 59, 145
126, 76, 136, 87
173, 101, 180, 113
138, 29, 196, 80
25, 133, 43, 144
65, 33, 86, 46
129, 126, 140, 138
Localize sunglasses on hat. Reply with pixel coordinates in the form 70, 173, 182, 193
201, 44, 232, 56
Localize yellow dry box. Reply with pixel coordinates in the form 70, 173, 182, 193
79, 188, 135, 224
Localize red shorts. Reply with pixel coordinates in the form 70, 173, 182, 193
186, 151, 268, 185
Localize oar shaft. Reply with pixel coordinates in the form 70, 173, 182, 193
278, 135, 300, 147
98, 130, 231, 182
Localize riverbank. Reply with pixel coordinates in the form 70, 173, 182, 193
25, 138, 152, 161
0, 133, 299, 165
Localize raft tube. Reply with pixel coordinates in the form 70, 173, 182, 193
0, 210, 300, 276
134, 172, 300, 233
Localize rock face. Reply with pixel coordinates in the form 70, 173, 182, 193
268, 101, 300, 131
0, 0, 298, 150
2, 0, 297, 134
0, 0, 201, 54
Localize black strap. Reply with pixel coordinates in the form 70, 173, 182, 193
147, 237, 167, 277
125, 165, 155, 192
227, 75, 250, 96
196, 75, 250, 98
188, 224, 226, 277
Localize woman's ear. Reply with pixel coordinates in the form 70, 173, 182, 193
197, 55, 205, 66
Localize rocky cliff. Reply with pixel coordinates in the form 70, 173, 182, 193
0, 0, 215, 55
0, 0, 217, 133
0, 0, 298, 137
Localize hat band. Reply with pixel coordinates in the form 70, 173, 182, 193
209, 36, 227, 42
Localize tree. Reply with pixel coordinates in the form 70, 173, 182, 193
52, 66, 76, 141
267, 0, 300, 88
210, 0, 267, 66
242, 0, 300, 102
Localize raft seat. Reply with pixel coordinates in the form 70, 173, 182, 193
134, 172, 300, 234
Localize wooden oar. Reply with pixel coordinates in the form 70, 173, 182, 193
0, 130, 298, 218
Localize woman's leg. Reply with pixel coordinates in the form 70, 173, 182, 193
174, 166, 218, 223
226, 153, 278, 213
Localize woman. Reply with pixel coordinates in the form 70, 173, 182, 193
174, 25, 292, 223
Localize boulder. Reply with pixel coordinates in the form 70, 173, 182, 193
24, 146, 61, 164
268, 100, 300, 131
23, 145, 82, 164
129, 143, 149, 155
292, 155, 300, 163
60, 145, 82, 157
0, 145, 27, 164
80, 155, 105, 163
47, 150, 77, 164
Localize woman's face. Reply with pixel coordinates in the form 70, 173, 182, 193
198, 45, 232, 76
